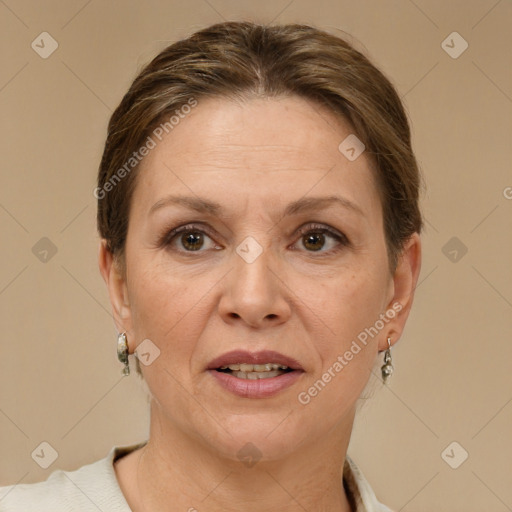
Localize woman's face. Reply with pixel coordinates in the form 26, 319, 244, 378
102, 95, 420, 461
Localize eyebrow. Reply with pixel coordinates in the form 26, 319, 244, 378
148, 194, 364, 217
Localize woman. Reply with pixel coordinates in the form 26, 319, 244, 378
0, 21, 422, 511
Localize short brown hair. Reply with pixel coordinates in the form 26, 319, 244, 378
97, 21, 424, 374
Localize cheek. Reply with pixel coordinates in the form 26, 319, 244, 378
306, 265, 387, 346
126, 259, 213, 370
129, 269, 177, 335
299, 266, 386, 400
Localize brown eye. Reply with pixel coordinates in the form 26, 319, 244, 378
302, 232, 326, 251
160, 224, 218, 253
294, 224, 349, 255
160, 222, 348, 256
180, 231, 205, 251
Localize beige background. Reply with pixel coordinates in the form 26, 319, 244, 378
1, 0, 511, 510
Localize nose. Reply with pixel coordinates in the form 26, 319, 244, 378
217, 240, 291, 329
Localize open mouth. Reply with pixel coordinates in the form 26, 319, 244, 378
209, 357, 303, 398
215, 363, 293, 380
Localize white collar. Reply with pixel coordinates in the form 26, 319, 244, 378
0, 441, 391, 511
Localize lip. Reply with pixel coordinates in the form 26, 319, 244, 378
206, 349, 304, 371
206, 349, 305, 399
209, 369, 303, 398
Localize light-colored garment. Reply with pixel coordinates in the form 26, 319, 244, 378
0, 441, 393, 511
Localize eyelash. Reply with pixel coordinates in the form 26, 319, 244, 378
159, 222, 350, 256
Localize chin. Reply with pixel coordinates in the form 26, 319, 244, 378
199, 413, 308, 464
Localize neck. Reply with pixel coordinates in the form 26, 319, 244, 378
129, 402, 356, 512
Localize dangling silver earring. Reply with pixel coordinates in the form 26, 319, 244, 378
117, 332, 130, 376
381, 337, 393, 384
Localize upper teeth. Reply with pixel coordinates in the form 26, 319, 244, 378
219, 363, 289, 371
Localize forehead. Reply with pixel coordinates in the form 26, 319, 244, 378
132, 95, 381, 225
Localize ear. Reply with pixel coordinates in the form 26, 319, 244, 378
98, 239, 133, 347
380, 232, 422, 351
